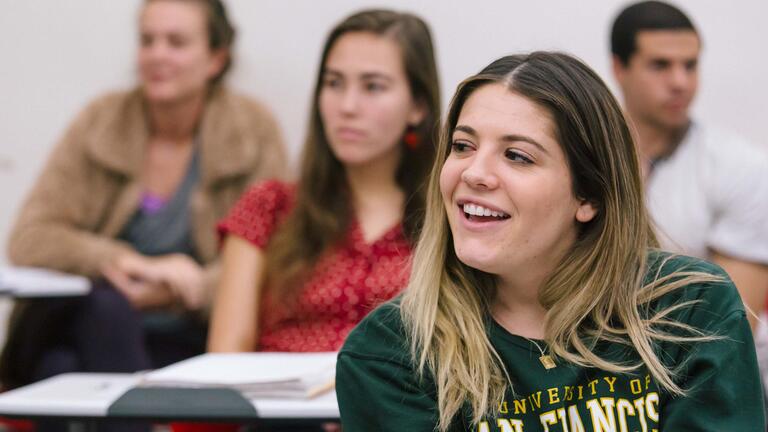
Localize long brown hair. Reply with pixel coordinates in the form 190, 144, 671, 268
401, 52, 720, 430
265, 9, 441, 302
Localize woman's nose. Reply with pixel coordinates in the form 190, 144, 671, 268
460, 155, 498, 190
339, 88, 361, 114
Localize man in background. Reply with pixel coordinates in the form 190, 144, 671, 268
610, 0, 768, 409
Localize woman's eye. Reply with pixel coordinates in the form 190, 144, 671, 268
365, 82, 386, 92
168, 35, 189, 48
451, 141, 472, 153
504, 149, 533, 163
322, 77, 342, 89
140, 34, 153, 47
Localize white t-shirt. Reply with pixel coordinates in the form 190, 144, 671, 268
646, 122, 768, 264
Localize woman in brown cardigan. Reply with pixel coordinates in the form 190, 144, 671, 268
0, 0, 287, 389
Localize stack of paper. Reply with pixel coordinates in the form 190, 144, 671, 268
140, 352, 337, 399
0, 266, 91, 297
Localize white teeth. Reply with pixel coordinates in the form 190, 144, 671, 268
462, 203, 509, 218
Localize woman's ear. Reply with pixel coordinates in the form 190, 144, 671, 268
407, 98, 427, 127
207, 48, 229, 80
575, 199, 598, 223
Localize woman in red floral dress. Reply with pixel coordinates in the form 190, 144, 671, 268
207, 9, 441, 353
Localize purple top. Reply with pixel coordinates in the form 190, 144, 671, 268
140, 192, 169, 215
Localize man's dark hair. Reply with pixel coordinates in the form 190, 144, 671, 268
611, 1, 698, 65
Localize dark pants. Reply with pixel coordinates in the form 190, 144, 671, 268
0, 280, 207, 432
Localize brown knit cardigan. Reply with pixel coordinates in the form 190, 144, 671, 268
6, 86, 288, 299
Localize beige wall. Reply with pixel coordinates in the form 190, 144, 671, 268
1, 0, 767, 264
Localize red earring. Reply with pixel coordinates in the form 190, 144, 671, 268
404, 130, 420, 150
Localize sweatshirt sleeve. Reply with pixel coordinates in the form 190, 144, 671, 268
336, 303, 441, 431
657, 257, 766, 430
660, 308, 765, 430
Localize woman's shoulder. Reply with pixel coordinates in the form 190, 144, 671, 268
217, 179, 296, 246
645, 250, 745, 324
209, 86, 279, 125
227, 179, 296, 222
646, 249, 727, 279
67, 89, 142, 128
241, 179, 296, 205
51, 89, 145, 168
340, 298, 411, 364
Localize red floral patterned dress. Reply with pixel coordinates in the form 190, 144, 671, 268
217, 180, 412, 352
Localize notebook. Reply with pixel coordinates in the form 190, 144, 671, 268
140, 352, 337, 399
0, 266, 91, 297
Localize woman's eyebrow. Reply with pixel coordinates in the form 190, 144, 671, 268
323, 68, 393, 82
454, 124, 548, 154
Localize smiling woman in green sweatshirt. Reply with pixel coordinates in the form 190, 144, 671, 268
336, 52, 764, 432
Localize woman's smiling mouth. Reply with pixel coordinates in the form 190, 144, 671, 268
458, 201, 511, 222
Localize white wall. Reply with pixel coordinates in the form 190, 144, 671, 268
1, 0, 766, 264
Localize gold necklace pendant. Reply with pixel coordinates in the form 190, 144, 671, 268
525, 336, 557, 370
539, 355, 557, 370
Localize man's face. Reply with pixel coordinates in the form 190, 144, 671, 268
614, 30, 700, 132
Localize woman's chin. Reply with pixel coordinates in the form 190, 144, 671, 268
454, 249, 501, 276
141, 85, 203, 107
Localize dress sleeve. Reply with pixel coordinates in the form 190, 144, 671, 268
336, 303, 440, 431
659, 270, 766, 430
216, 180, 293, 249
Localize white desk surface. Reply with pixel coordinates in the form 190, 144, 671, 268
0, 373, 138, 417
0, 267, 90, 297
254, 392, 338, 419
0, 373, 339, 420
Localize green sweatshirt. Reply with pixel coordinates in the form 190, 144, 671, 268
337, 252, 765, 431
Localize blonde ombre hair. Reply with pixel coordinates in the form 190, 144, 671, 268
400, 52, 721, 430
